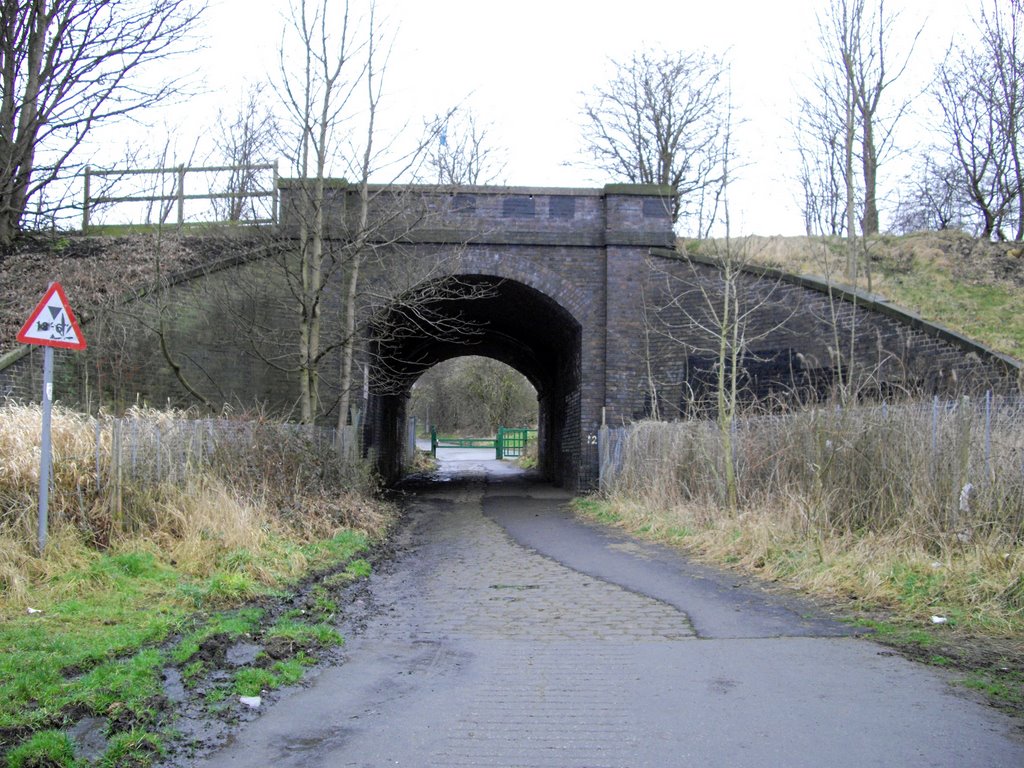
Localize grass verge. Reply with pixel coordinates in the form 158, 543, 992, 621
0, 405, 395, 767
0, 528, 381, 767
693, 231, 1024, 362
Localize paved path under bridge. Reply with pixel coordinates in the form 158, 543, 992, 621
188, 453, 1024, 767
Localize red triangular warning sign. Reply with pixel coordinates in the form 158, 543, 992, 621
17, 283, 87, 350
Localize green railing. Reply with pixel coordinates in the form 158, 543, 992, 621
496, 427, 532, 459
430, 426, 536, 460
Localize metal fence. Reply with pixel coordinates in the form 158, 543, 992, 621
597, 424, 627, 492
428, 426, 536, 459
82, 415, 359, 495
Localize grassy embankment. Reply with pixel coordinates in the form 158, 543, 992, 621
689, 230, 1024, 361
0, 404, 394, 767
582, 230, 1024, 716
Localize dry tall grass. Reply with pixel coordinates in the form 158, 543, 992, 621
601, 398, 1024, 628
0, 403, 388, 606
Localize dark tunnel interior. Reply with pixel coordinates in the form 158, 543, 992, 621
364, 275, 582, 484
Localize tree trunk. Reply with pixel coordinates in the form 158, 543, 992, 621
337, 183, 366, 435
296, 181, 311, 422
0, 2, 44, 249
861, 117, 879, 235
716, 267, 739, 512
0, 210, 19, 249
308, 176, 324, 419
844, 79, 859, 282
296, 177, 323, 424
339, 9, 378, 436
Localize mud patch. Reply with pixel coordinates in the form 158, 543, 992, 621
262, 635, 298, 661
194, 633, 232, 667
152, 543, 393, 767
66, 716, 108, 763
225, 641, 262, 667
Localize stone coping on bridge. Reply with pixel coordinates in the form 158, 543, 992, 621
653, 246, 1023, 380
277, 181, 678, 248
275, 180, 676, 197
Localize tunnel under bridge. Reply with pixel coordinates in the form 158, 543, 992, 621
280, 182, 1020, 488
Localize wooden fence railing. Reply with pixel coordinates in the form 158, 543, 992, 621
82, 162, 279, 231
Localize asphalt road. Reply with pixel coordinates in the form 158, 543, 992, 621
189, 450, 1024, 767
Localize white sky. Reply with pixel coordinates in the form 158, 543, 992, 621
155, 0, 975, 236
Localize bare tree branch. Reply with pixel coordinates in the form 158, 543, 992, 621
579, 49, 729, 232
798, 0, 921, 246
0, 0, 205, 247
425, 107, 507, 186
933, 1, 1024, 241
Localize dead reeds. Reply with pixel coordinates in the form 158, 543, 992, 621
598, 394, 1024, 626
0, 402, 387, 605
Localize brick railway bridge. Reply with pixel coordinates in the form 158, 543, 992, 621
289, 183, 1019, 487
4, 183, 1021, 488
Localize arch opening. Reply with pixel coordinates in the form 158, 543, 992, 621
409, 356, 538, 437
362, 275, 582, 485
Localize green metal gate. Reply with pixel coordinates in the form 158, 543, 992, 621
496, 427, 532, 459
430, 426, 536, 459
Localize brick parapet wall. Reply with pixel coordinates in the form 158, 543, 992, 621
279, 182, 675, 249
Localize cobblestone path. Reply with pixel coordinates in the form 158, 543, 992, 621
395, 484, 694, 644
366, 483, 694, 766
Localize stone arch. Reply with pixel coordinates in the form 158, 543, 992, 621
362, 274, 583, 485
451, 248, 593, 327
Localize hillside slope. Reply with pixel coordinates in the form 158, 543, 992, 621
0, 233, 248, 360
681, 230, 1024, 363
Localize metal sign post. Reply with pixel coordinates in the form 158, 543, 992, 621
17, 282, 87, 553
38, 346, 54, 551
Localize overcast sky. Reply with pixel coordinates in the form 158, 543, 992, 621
167, 0, 976, 236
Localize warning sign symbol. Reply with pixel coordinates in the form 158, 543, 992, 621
17, 282, 87, 350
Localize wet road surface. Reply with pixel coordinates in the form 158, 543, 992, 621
189, 450, 1024, 767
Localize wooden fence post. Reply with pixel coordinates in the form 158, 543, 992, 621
177, 164, 186, 227
85, 162, 277, 229
82, 166, 91, 233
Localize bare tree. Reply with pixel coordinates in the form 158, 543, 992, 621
640, 104, 799, 509
800, 0, 920, 248
334, 0, 385, 433
648, 241, 796, 510
0, 0, 204, 248
424, 107, 506, 186
794, 84, 848, 237
580, 49, 729, 232
891, 154, 972, 234
212, 84, 280, 222
259, 0, 481, 430
272, 0, 364, 422
934, 1, 1024, 241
